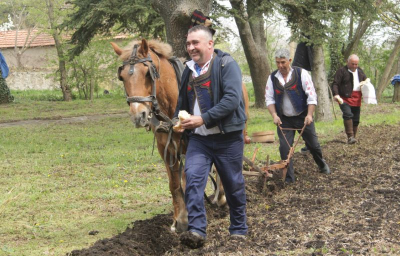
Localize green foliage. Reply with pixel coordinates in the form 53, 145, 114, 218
279, 0, 378, 45
67, 38, 125, 100
0, 71, 14, 104
357, 42, 393, 87
65, 0, 165, 57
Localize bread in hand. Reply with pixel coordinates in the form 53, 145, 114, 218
173, 110, 190, 130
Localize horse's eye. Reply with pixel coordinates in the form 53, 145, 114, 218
118, 66, 124, 81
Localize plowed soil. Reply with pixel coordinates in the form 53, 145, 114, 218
69, 123, 400, 256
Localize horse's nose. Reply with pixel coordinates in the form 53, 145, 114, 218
129, 103, 149, 128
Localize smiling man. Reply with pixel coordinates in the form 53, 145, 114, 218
174, 25, 248, 248
265, 48, 330, 183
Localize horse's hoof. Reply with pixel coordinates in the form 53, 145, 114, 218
176, 221, 188, 233
217, 195, 227, 207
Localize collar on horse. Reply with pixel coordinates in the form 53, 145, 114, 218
118, 44, 173, 126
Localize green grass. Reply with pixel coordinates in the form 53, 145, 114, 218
0, 89, 127, 122
0, 116, 171, 255
0, 89, 399, 255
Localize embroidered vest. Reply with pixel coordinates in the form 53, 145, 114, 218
272, 67, 307, 117
187, 57, 215, 115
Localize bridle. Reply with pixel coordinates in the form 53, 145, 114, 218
118, 44, 159, 106
118, 44, 173, 126
118, 43, 178, 168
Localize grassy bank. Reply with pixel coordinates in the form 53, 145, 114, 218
0, 90, 399, 255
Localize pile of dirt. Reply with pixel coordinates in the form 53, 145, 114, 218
69, 123, 400, 255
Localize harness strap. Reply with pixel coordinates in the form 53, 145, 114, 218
163, 126, 178, 168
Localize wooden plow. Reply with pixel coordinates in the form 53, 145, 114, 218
242, 125, 306, 189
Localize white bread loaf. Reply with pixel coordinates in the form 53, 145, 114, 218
173, 110, 190, 130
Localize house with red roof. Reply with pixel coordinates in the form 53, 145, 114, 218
0, 29, 59, 89
0, 29, 57, 69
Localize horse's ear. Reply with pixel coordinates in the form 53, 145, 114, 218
139, 39, 149, 56
110, 42, 122, 56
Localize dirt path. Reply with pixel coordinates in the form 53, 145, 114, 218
70, 123, 400, 256
0, 113, 128, 128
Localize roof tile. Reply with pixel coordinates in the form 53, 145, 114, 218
0, 29, 55, 49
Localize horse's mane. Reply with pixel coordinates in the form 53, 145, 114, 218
120, 40, 173, 61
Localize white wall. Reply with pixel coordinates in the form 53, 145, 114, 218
7, 71, 57, 90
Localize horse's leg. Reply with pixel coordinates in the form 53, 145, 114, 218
210, 167, 227, 207
157, 134, 187, 233
242, 83, 251, 144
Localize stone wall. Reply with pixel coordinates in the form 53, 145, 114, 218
2, 45, 58, 90
7, 71, 57, 90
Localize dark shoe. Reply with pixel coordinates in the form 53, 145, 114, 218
300, 146, 309, 155
347, 136, 357, 144
180, 231, 205, 249
319, 163, 331, 174
155, 121, 171, 133
230, 234, 247, 240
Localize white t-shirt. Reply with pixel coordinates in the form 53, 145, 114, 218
349, 69, 361, 91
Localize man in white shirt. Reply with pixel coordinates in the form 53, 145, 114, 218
265, 48, 330, 183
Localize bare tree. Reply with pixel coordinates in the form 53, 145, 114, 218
376, 36, 400, 100
44, 0, 72, 101
375, 0, 400, 100
228, 0, 271, 108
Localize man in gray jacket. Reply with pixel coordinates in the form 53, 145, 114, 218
174, 25, 248, 248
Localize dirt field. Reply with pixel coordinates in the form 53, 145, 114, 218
69, 123, 400, 256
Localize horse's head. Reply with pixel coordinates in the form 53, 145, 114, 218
111, 39, 160, 128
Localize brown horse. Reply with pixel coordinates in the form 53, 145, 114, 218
111, 39, 250, 233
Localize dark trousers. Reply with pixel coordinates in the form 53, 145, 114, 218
184, 131, 248, 237
340, 103, 361, 126
278, 112, 326, 182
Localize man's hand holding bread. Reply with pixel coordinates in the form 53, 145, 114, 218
173, 110, 204, 132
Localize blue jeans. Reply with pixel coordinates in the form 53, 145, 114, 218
184, 131, 248, 237
277, 112, 326, 182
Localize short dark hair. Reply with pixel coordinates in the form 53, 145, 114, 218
188, 25, 213, 40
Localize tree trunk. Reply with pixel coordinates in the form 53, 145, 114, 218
229, 0, 271, 108
16, 52, 23, 69
329, 17, 371, 85
342, 19, 371, 60
46, 0, 72, 101
311, 45, 333, 122
90, 59, 95, 100
151, 0, 212, 59
393, 82, 400, 102
392, 57, 400, 102
376, 36, 400, 101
